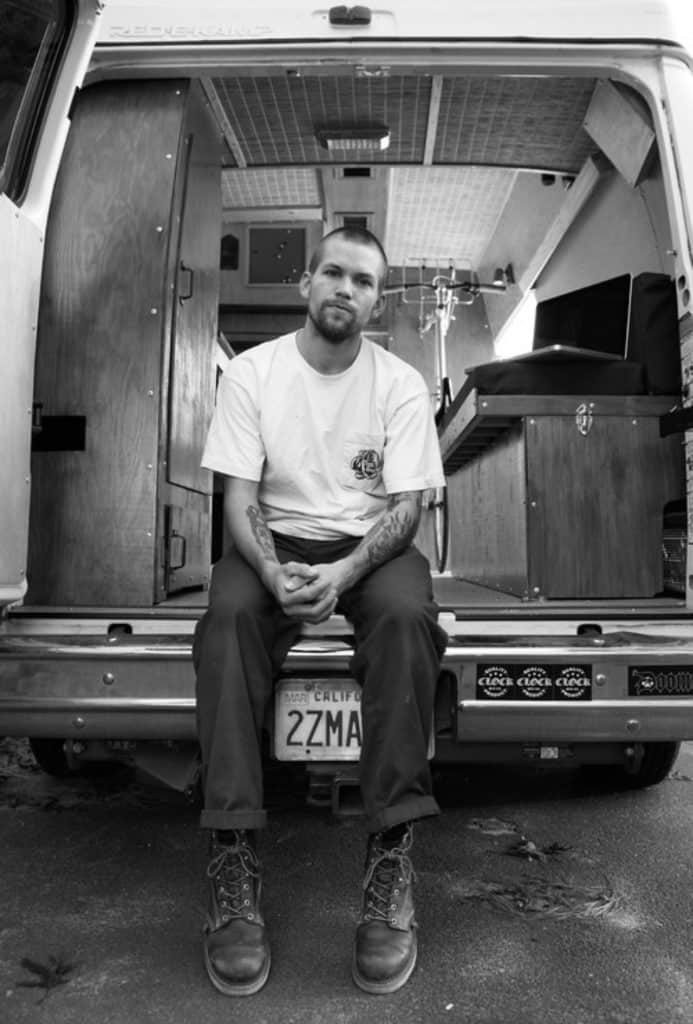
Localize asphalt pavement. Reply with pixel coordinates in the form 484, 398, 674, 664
1, 739, 692, 1024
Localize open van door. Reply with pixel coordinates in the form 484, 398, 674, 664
0, 0, 102, 608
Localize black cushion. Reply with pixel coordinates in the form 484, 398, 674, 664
456, 355, 647, 404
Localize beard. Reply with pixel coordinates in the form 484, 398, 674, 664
308, 302, 360, 343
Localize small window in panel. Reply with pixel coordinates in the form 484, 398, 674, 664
0, 0, 71, 198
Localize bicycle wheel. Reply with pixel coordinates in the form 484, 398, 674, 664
432, 486, 449, 573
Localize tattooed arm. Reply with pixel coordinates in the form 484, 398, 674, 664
307, 491, 422, 601
223, 476, 338, 622
356, 491, 422, 573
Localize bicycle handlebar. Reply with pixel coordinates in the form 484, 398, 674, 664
383, 280, 507, 296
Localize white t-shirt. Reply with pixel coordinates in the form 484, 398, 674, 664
201, 332, 445, 540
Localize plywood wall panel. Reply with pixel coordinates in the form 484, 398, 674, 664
526, 415, 683, 598
447, 422, 529, 595
28, 81, 189, 605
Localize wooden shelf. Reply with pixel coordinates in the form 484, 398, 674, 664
440, 389, 677, 473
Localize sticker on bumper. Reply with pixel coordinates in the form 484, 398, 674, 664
476, 664, 592, 701
629, 666, 693, 697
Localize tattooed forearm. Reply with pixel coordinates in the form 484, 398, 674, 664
246, 505, 277, 560
386, 491, 420, 513
362, 492, 420, 569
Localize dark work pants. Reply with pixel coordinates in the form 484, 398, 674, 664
193, 533, 448, 834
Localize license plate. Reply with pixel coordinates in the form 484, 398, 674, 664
274, 678, 363, 761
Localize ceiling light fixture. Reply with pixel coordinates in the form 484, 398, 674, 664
316, 126, 390, 152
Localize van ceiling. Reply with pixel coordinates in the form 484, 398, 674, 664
214, 71, 599, 266
215, 74, 595, 170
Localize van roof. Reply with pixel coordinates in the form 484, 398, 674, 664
96, 0, 682, 49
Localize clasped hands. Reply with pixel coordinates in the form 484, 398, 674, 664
265, 560, 346, 624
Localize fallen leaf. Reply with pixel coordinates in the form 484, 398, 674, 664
467, 817, 520, 837
17, 954, 78, 1001
505, 838, 547, 862
455, 876, 623, 920
543, 842, 572, 858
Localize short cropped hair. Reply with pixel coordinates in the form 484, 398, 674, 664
308, 226, 388, 289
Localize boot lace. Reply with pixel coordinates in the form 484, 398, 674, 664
207, 833, 260, 925
362, 829, 415, 925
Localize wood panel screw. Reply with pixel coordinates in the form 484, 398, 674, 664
102, 673, 115, 686
595, 673, 606, 686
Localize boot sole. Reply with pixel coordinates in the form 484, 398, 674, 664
351, 933, 418, 995
203, 943, 271, 997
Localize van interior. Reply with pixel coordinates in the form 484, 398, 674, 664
22, 59, 688, 626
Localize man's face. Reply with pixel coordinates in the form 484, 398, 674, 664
299, 236, 386, 344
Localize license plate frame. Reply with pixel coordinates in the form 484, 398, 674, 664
274, 678, 363, 761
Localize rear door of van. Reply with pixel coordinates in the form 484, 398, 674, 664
0, 0, 102, 609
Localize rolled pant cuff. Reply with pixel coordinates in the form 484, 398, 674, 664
367, 795, 440, 834
200, 808, 268, 831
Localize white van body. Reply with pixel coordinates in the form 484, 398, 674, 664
2, 0, 693, 794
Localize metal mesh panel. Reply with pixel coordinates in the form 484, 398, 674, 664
435, 77, 595, 171
222, 167, 320, 208
214, 75, 431, 165
213, 74, 595, 171
386, 167, 518, 266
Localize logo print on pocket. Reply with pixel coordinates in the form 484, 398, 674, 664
350, 449, 383, 480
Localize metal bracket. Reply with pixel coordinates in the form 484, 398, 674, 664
659, 405, 691, 437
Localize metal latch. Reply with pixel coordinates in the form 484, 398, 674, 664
178, 261, 194, 303
168, 530, 187, 571
163, 505, 188, 587
329, 5, 372, 25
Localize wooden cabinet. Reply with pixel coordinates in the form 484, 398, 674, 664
28, 80, 220, 606
440, 392, 684, 599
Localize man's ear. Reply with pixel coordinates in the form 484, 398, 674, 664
298, 270, 312, 299
372, 292, 386, 318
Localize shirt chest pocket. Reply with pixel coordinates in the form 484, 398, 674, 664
339, 432, 386, 492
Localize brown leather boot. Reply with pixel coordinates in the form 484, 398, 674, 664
203, 831, 271, 996
352, 824, 417, 994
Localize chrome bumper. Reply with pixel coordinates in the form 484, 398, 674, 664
2, 628, 693, 743
457, 699, 693, 742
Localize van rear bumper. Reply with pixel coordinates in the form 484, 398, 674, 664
3, 627, 693, 744
456, 700, 693, 742
2, 697, 693, 745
